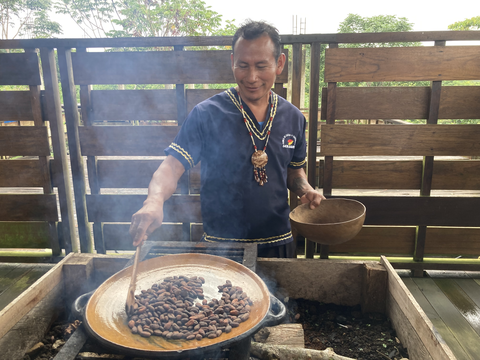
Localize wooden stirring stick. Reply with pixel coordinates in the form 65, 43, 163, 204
125, 243, 142, 316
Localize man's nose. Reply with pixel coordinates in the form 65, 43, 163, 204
246, 68, 258, 82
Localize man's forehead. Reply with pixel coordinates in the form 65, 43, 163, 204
233, 35, 276, 59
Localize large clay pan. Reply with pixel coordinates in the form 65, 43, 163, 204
84, 253, 270, 356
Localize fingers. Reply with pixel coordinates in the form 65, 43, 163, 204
130, 214, 152, 247
299, 191, 325, 209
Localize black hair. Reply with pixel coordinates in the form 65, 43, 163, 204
232, 19, 282, 61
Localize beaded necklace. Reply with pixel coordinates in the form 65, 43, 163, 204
238, 91, 275, 186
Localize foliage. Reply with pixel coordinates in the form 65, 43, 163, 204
336, 14, 426, 88
338, 13, 418, 47
1, 0, 62, 39
448, 16, 480, 30
54, 0, 235, 38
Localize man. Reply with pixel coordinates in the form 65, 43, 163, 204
129, 20, 324, 257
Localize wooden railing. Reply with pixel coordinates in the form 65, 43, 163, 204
0, 31, 479, 270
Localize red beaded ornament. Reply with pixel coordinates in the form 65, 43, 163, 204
238, 91, 275, 186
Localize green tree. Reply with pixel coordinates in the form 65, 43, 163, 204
448, 16, 480, 30
1, 0, 62, 39
55, 0, 235, 38
338, 14, 419, 48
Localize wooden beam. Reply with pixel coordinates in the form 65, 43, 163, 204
331, 196, 480, 227
325, 46, 480, 82
0, 195, 58, 221
40, 47, 76, 255
0, 52, 41, 85
2, 31, 480, 50
186, 89, 225, 114
307, 42, 321, 188
361, 262, 387, 313
322, 86, 480, 121
320, 124, 480, 156
57, 47, 92, 253
90, 90, 177, 121
0, 91, 33, 121
71, 50, 288, 85
0, 160, 47, 187
381, 256, 457, 360
78, 126, 179, 156
0, 127, 50, 156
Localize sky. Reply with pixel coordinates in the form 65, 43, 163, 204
53, 0, 476, 38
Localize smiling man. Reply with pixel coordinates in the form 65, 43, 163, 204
129, 20, 324, 258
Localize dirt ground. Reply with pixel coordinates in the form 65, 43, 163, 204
283, 298, 409, 360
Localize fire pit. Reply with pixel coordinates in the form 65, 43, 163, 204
0, 252, 455, 360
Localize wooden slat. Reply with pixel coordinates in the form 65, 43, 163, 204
0, 127, 50, 156
186, 89, 225, 113
434, 279, 480, 337
3, 31, 480, 50
325, 46, 480, 83
425, 228, 480, 256
403, 278, 470, 360
381, 256, 457, 360
331, 196, 480, 227
322, 86, 480, 121
0, 265, 34, 297
0, 253, 72, 341
329, 226, 416, 255
78, 126, 179, 156
412, 278, 480, 359
433, 161, 480, 190
0, 52, 41, 85
320, 125, 480, 156
329, 227, 480, 257
318, 160, 480, 190
72, 50, 287, 85
0, 160, 46, 187
455, 278, 480, 315
439, 87, 480, 119
0, 195, 58, 221
0, 222, 51, 249
96, 159, 201, 192
0, 265, 53, 311
97, 159, 162, 188
330, 87, 430, 120
103, 223, 186, 250
86, 194, 201, 222
320, 160, 422, 189
90, 90, 177, 121
0, 91, 34, 121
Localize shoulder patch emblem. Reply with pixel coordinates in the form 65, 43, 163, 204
282, 134, 296, 149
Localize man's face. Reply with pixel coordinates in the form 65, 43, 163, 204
231, 34, 285, 105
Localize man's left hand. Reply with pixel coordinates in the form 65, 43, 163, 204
300, 190, 325, 209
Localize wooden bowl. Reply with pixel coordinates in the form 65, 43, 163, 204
289, 198, 366, 245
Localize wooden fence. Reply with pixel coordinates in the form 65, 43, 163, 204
0, 31, 479, 271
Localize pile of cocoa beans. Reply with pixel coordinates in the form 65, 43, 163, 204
127, 275, 253, 341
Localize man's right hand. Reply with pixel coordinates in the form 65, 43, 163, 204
129, 200, 164, 247
129, 155, 186, 247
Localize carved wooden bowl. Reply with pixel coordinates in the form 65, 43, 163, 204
289, 198, 366, 245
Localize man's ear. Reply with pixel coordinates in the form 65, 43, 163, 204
276, 53, 286, 75
231, 53, 234, 71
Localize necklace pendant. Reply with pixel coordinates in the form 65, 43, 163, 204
251, 150, 268, 186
